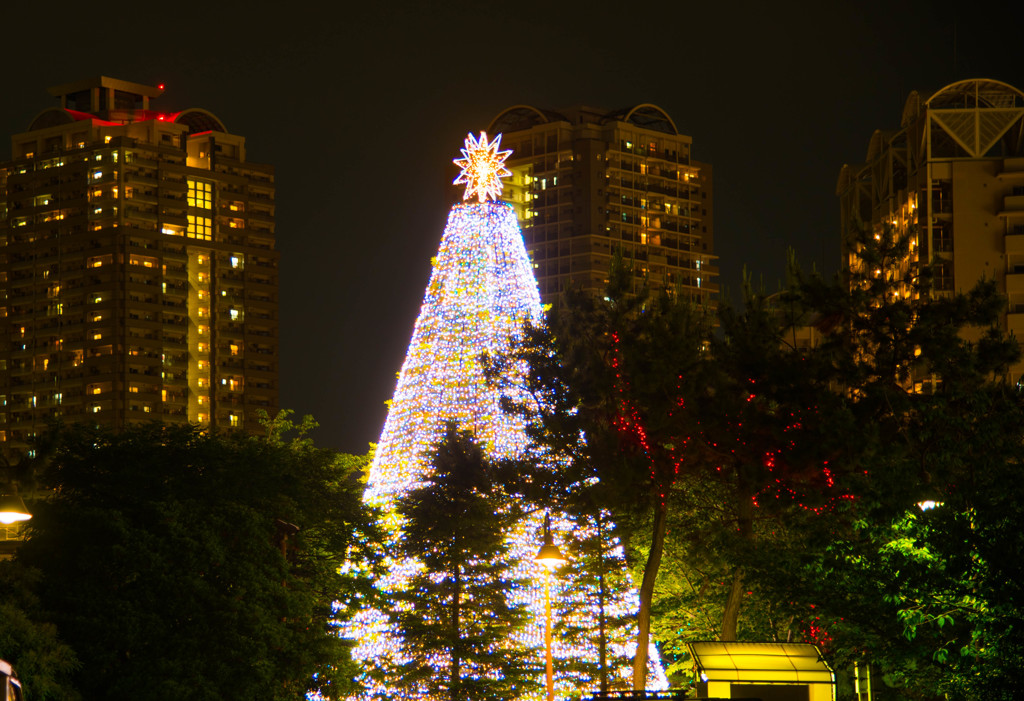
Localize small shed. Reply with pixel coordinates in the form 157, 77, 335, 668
687, 641, 836, 701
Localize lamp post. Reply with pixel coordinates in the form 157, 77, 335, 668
534, 512, 565, 701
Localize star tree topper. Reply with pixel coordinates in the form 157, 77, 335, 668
453, 131, 513, 203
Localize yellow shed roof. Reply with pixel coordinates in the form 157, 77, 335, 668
687, 641, 835, 684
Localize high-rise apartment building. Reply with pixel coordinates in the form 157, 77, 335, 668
837, 78, 1024, 383
484, 104, 716, 305
0, 77, 278, 446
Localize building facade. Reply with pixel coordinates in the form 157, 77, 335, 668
837, 78, 1024, 383
484, 104, 716, 305
0, 77, 278, 446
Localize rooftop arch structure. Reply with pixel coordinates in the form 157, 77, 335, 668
901, 78, 1024, 158
173, 108, 228, 135
488, 105, 564, 134
26, 107, 96, 131
612, 103, 679, 135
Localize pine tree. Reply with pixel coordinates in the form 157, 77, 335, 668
392, 424, 535, 701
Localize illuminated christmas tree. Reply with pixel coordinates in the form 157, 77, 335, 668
351, 132, 667, 699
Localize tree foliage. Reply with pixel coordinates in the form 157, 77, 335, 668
751, 224, 1024, 699
502, 224, 1024, 698
0, 560, 80, 700
390, 422, 535, 701
497, 260, 718, 688
13, 415, 382, 701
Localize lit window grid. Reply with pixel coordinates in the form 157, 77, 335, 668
187, 215, 212, 241
187, 179, 212, 209
352, 202, 668, 698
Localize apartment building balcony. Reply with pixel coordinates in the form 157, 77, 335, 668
1005, 271, 1024, 297
999, 195, 1024, 217
997, 157, 1024, 178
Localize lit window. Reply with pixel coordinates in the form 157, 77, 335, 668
229, 413, 239, 427
91, 405, 101, 413
143, 405, 151, 413
197, 343, 207, 353
187, 180, 212, 209
187, 215, 212, 241
92, 171, 103, 180
129, 386, 139, 393
93, 333, 102, 340
229, 309, 239, 321
104, 136, 111, 144
230, 255, 240, 268
198, 413, 208, 423
229, 343, 239, 356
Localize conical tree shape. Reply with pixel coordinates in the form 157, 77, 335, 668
351, 134, 668, 699
364, 202, 541, 508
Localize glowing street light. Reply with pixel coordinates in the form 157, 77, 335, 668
0, 490, 31, 525
535, 513, 565, 701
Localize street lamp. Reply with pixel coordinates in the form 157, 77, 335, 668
534, 512, 565, 701
0, 490, 31, 525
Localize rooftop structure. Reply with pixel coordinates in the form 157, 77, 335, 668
837, 78, 1024, 385
483, 104, 716, 305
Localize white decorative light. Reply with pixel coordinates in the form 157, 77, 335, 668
346, 135, 668, 701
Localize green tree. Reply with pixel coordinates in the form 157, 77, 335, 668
0, 559, 80, 700
391, 422, 535, 701
14, 417, 382, 701
746, 224, 1024, 699
497, 261, 716, 688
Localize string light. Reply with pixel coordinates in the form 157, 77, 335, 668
348, 136, 667, 700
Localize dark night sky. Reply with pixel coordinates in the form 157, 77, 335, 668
3, 0, 1021, 453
